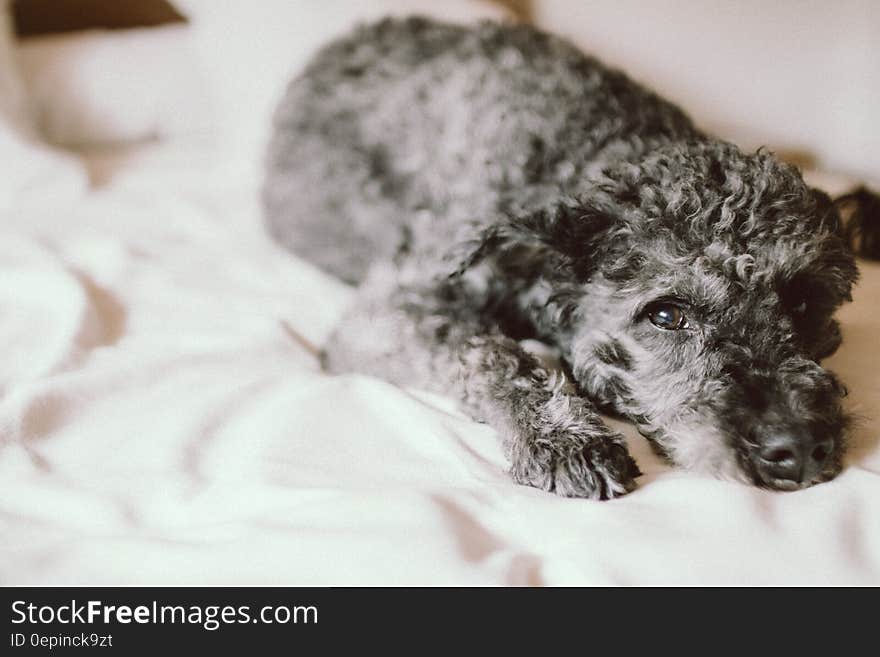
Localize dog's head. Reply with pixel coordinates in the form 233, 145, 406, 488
481, 141, 858, 489
569, 142, 859, 488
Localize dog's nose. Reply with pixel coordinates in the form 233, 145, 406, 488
756, 433, 834, 484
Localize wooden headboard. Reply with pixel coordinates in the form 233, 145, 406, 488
11, 0, 186, 37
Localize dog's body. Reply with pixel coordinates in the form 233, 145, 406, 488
263, 18, 859, 499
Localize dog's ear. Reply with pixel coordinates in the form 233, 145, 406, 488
833, 186, 880, 261
451, 197, 621, 281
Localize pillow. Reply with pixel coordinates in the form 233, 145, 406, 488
16, 23, 213, 147
0, 1, 85, 209
173, 0, 514, 180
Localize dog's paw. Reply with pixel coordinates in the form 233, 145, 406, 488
511, 438, 640, 500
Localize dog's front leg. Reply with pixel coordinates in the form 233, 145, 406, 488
323, 269, 640, 499
455, 334, 641, 499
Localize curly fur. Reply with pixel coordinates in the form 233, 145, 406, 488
263, 17, 860, 499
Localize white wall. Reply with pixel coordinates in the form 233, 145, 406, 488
530, 0, 880, 179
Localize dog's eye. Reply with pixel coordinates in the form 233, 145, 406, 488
646, 303, 689, 330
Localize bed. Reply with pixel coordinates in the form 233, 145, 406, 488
2, 1, 879, 586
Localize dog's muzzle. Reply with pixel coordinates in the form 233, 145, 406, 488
724, 354, 847, 490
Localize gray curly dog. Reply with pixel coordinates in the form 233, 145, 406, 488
263, 17, 864, 499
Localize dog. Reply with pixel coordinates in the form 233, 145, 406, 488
263, 17, 879, 499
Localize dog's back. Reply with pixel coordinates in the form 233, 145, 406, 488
263, 17, 695, 283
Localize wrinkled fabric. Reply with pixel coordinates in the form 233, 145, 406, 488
1, 144, 878, 585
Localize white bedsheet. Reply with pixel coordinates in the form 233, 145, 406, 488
1, 142, 879, 586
